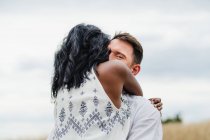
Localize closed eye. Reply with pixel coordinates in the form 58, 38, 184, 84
116, 54, 125, 59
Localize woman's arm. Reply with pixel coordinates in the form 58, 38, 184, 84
113, 60, 143, 96
97, 60, 143, 96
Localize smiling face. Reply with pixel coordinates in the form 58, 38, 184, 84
108, 39, 141, 76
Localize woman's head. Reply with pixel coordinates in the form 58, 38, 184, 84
51, 24, 110, 98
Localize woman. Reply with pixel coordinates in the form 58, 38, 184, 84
48, 24, 142, 140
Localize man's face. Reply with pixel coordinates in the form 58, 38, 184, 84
108, 39, 134, 67
108, 39, 141, 76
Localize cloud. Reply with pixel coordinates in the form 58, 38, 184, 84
1, 0, 210, 16
16, 57, 53, 72
141, 46, 210, 78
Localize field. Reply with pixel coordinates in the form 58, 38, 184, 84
3, 121, 210, 140
163, 121, 210, 140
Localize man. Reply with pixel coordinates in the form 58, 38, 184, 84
108, 33, 163, 140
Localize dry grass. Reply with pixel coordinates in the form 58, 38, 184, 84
4, 121, 210, 140
163, 121, 210, 140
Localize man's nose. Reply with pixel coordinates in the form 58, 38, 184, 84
109, 52, 114, 60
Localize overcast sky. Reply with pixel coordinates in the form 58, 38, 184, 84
0, 0, 210, 138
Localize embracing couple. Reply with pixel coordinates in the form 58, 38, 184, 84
48, 24, 163, 140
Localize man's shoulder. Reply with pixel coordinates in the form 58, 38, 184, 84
123, 94, 155, 111
123, 95, 163, 140
122, 94, 160, 120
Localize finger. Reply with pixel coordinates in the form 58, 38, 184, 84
158, 106, 162, 111
148, 98, 153, 101
149, 98, 154, 104
156, 102, 163, 108
154, 104, 159, 108
149, 98, 154, 102
153, 98, 161, 104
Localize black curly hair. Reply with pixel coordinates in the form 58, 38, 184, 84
51, 24, 110, 98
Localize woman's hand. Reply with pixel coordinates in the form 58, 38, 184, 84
149, 98, 163, 111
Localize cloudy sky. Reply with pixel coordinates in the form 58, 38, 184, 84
0, 0, 210, 139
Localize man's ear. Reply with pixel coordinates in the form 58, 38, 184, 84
131, 64, 141, 76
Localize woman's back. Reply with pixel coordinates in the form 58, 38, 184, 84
48, 67, 131, 140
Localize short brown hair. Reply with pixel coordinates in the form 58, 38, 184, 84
112, 33, 143, 64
